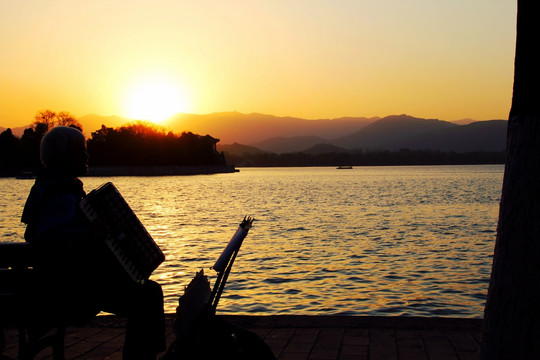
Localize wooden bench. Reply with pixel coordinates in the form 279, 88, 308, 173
0, 242, 66, 360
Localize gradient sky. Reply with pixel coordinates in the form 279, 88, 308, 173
1, 0, 517, 127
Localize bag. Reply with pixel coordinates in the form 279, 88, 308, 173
163, 315, 275, 360
162, 270, 275, 360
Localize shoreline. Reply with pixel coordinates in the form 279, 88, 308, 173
86, 164, 237, 176
0, 165, 238, 178
88, 313, 483, 330
0, 163, 504, 178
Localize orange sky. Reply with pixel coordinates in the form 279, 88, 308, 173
0, 1, 517, 128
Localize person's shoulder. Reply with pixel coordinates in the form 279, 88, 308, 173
40, 171, 85, 199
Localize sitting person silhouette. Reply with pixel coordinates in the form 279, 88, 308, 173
21, 126, 165, 360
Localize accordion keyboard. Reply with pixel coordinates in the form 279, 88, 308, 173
80, 182, 165, 283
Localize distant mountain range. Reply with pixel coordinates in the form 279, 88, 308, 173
245, 114, 507, 154
165, 112, 379, 144
1, 112, 507, 154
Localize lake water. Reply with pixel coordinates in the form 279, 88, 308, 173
1, 165, 503, 318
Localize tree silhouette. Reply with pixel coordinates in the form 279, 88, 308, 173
0, 129, 19, 170
86, 122, 225, 167
222, 149, 504, 167
34, 110, 56, 129
480, 1, 540, 358
19, 125, 46, 169
33, 110, 83, 131
1, 115, 229, 175
56, 111, 83, 130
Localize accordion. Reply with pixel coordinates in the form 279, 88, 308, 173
79, 182, 165, 283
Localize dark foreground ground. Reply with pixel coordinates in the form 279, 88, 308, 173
2, 315, 482, 360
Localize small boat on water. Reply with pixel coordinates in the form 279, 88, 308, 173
336, 166, 353, 169
15, 171, 36, 179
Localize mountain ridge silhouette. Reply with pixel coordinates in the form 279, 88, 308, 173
1, 112, 506, 153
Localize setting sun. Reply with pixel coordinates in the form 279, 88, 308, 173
123, 78, 188, 124
0, 1, 516, 128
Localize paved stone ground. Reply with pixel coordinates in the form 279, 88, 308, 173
2, 315, 482, 360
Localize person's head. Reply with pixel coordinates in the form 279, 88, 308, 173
40, 126, 89, 176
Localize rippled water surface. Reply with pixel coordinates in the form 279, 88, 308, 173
1, 165, 503, 317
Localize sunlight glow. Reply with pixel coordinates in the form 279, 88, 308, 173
123, 78, 188, 124
0, 1, 517, 127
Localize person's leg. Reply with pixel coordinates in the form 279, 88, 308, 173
100, 279, 166, 360
122, 280, 166, 360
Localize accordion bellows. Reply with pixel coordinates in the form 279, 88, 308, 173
80, 182, 165, 283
